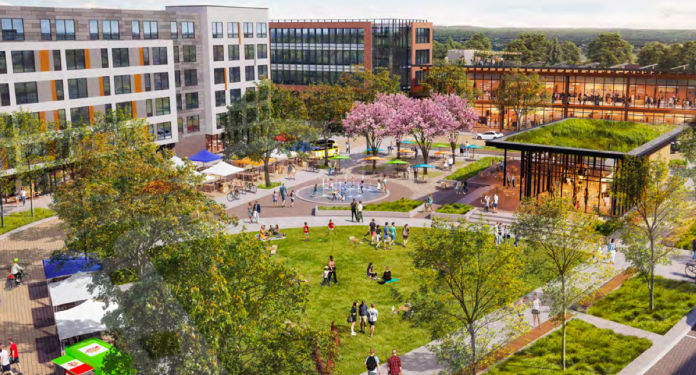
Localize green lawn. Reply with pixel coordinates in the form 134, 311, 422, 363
446, 157, 502, 182
487, 320, 652, 375
319, 198, 423, 212
0, 207, 56, 235
275, 226, 431, 375
507, 119, 674, 152
436, 203, 474, 215
587, 275, 696, 334
257, 182, 281, 189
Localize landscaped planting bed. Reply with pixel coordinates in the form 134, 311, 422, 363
507, 119, 674, 152
447, 157, 502, 182
436, 203, 474, 215
486, 320, 652, 375
318, 198, 423, 212
0, 207, 56, 235
588, 275, 696, 335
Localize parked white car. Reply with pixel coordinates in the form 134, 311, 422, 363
476, 131, 504, 140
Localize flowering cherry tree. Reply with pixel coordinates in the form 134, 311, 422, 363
433, 94, 478, 161
343, 98, 393, 171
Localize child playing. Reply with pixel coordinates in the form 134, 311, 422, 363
328, 219, 336, 235
360, 180, 365, 194
321, 266, 331, 287
375, 225, 382, 248
304, 222, 310, 241
272, 191, 278, 207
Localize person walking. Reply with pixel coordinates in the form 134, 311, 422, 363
328, 255, 338, 284
359, 300, 368, 333
427, 193, 434, 212
383, 223, 390, 250
328, 219, 336, 236
357, 201, 364, 223
350, 301, 358, 335
459, 142, 464, 156
370, 219, 377, 244
608, 238, 617, 265
253, 200, 261, 223
511, 174, 516, 187
346, 140, 351, 154
692, 235, 696, 260
365, 349, 382, 375
531, 293, 541, 329
389, 222, 397, 250
402, 224, 410, 247
0, 344, 9, 375
367, 303, 379, 338
351, 199, 358, 222
493, 193, 499, 213
290, 190, 295, 208
387, 349, 402, 375
20, 188, 26, 206
321, 266, 332, 287
8, 339, 20, 375
247, 202, 254, 224
280, 183, 288, 207
272, 191, 278, 207
304, 222, 310, 241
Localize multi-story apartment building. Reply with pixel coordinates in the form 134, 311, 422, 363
269, 19, 433, 94
0, 5, 269, 154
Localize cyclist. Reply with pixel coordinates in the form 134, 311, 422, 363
10, 258, 23, 284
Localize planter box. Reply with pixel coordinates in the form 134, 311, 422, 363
431, 207, 478, 222
315, 203, 425, 219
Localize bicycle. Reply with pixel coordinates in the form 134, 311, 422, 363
685, 261, 696, 279
245, 182, 257, 194
5, 270, 31, 291
227, 188, 240, 201
307, 163, 318, 173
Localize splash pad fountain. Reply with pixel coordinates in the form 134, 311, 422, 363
296, 173, 387, 204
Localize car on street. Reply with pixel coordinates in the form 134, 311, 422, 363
476, 131, 504, 140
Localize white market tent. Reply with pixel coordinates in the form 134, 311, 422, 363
49, 273, 107, 309
55, 299, 118, 342
201, 161, 245, 177
170, 156, 216, 182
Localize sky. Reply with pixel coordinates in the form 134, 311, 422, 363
2, 0, 696, 29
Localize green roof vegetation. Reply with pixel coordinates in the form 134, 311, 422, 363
507, 119, 675, 152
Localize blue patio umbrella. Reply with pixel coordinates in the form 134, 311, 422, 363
412, 163, 436, 168
400, 140, 415, 145
465, 144, 483, 158
188, 149, 222, 164
364, 148, 386, 153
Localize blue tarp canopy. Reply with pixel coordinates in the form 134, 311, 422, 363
188, 150, 222, 163
43, 257, 103, 279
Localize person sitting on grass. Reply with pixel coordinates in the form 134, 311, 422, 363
273, 224, 285, 238
377, 266, 392, 285
258, 225, 269, 240
366, 262, 378, 281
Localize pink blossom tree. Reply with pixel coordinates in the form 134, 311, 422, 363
343, 98, 393, 172
381, 93, 413, 158
432, 94, 478, 162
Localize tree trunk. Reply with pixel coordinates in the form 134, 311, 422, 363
423, 151, 429, 175
397, 141, 401, 160
650, 239, 655, 311
264, 156, 271, 188
561, 278, 567, 371
29, 177, 34, 217
450, 142, 457, 163
469, 325, 477, 375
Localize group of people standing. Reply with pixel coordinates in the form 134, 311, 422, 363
368, 219, 409, 250
481, 193, 499, 213
272, 183, 295, 208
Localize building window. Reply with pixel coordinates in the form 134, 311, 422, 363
41, 19, 51, 40
156, 97, 170, 116
68, 78, 88, 99
54, 109, 67, 129
89, 20, 99, 40
258, 65, 268, 79
181, 22, 195, 39
415, 49, 430, 65
230, 88, 241, 103
146, 99, 153, 117
11, 51, 35, 73
114, 75, 132, 95
113, 48, 130, 67
157, 122, 172, 140
170, 22, 178, 39
416, 28, 430, 44
103, 20, 119, 40
174, 46, 180, 63
102, 76, 111, 95
183, 45, 196, 62
53, 50, 62, 71
243, 22, 253, 38
216, 113, 227, 129
152, 47, 167, 65
15, 82, 38, 105
244, 45, 255, 60
257, 44, 267, 59
228, 22, 239, 38
65, 50, 86, 70
142, 47, 150, 66
184, 69, 197, 86
144, 73, 151, 92
215, 90, 226, 107
1, 18, 24, 41
132, 20, 140, 39
176, 94, 182, 111
214, 68, 225, 84
0, 52, 5, 74
256, 23, 267, 38
0, 84, 10, 106
116, 102, 132, 118
55, 20, 75, 41
212, 22, 223, 38
187, 115, 200, 133
101, 49, 109, 68
154, 72, 169, 90
245, 66, 255, 81
143, 21, 158, 39
175, 70, 181, 87
71, 106, 90, 126
229, 67, 240, 83
213, 46, 224, 62
185, 93, 199, 109
415, 70, 425, 85
228, 45, 240, 61
55, 80, 64, 100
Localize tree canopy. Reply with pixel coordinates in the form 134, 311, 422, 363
586, 32, 634, 67
463, 32, 492, 50
504, 32, 550, 64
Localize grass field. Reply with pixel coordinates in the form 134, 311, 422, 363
587, 275, 696, 334
507, 119, 674, 152
446, 157, 502, 182
0, 207, 56, 235
486, 320, 651, 375
275, 226, 431, 375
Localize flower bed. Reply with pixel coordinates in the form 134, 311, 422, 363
316, 198, 424, 219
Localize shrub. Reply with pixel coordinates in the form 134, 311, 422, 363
0, 207, 56, 235
595, 218, 623, 236
319, 198, 422, 212
257, 182, 281, 189
437, 203, 474, 215
447, 157, 502, 182
669, 159, 687, 170
675, 219, 696, 250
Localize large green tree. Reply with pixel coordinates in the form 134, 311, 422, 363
434, 36, 466, 61
492, 71, 549, 131
546, 38, 563, 66
405, 219, 528, 375
504, 32, 550, 64
463, 32, 492, 50
339, 67, 401, 103
586, 32, 634, 67
560, 41, 582, 64
301, 84, 354, 166
638, 41, 668, 67
420, 63, 478, 99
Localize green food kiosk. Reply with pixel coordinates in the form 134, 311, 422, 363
53, 338, 113, 375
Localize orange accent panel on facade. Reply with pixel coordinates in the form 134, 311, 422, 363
224, 69, 228, 90
134, 74, 143, 93
51, 81, 57, 101
132, 101, 138, 118
39, 50, 50, 72
84, 49, 91, 69
140, 48, 145, 66
99, 78, 105, 96
88, 106, 94, 124
410, 22, 434, 91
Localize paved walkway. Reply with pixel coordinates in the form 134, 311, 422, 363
645, 330, 696, 375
